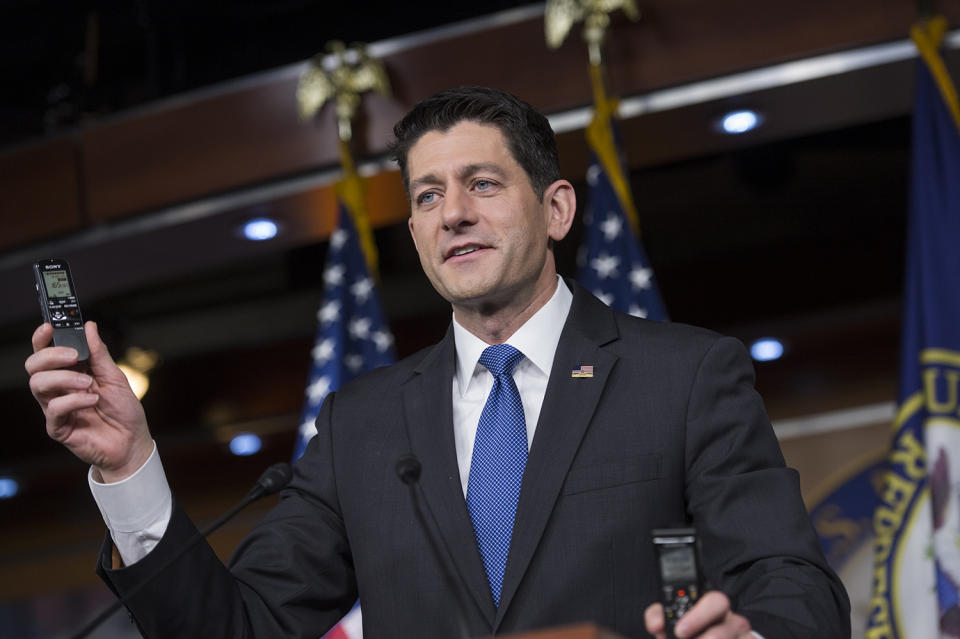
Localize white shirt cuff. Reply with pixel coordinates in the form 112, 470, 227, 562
88, 442, 172, 566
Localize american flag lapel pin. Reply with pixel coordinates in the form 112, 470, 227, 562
571, 364, 594, 378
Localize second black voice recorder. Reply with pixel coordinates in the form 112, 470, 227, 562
652, 527, 704, 639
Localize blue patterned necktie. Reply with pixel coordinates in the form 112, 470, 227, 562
466, 343, 528, 607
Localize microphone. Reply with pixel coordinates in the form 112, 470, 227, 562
69, 462, 293, 639
246, 462, 294, 501
395, 453, 472, 639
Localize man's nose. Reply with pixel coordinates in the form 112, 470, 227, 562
441, 187, 478, 230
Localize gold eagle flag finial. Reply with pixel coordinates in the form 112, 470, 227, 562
296, 41, 390, 279
545, 0, 640, 65
296, 41, 390, 143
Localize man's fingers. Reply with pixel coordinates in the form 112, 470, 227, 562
674, 591, 732, 638
29, 369, 94, 402
689, 612, 752, 639
720, 613, 751, 637
44, 392, 100, 435
644, 602, 667, 638
648, 594, 751, 639
84, 321, 126, 383
85, 321, 113, 363
31, 322, 53, 353
46, 391, 100, 418
25, 345, 83, 377
30, 368, 93, 394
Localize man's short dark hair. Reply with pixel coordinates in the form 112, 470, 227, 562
389, 86, 560, 201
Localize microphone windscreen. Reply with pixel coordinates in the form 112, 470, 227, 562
257, 462, 293, 496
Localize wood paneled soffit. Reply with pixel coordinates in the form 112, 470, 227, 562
0, 139, 83, 250
2, 0, 953, 247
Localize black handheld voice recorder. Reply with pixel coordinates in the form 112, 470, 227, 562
33, 258, 90, 363
652, 527, 704, 639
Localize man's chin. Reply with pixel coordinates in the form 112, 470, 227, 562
443, 282, 505, 309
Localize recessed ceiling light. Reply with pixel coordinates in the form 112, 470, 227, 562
242, 218, 279, 241
720, 109, 761, 134
0, 477, 19, 499
750, 338, 785, 362
229, 433, 262, 456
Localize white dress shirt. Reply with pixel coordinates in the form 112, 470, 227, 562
88, 441, 171, 565
451, 277, 571, 495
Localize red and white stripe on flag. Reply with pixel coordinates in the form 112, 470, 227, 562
323, 604, 363, 639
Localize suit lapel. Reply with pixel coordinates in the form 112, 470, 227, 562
401, 327, 498, 625
494, 285, 620, 627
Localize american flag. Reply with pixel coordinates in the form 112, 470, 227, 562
571, 365, 594, 378
322, 602, 363, 639
293, 200, 396, 461
576, 103, 668, 322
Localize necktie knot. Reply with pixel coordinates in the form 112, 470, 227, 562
479, 343, 524, 378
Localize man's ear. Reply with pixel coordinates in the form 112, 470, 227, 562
407, 215, 420, 253
544, 179, 576, 242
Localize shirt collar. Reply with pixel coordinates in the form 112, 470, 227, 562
452, 276, 573, 397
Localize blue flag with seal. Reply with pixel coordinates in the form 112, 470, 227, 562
576, 76, 668, 321
809, 455, 886, 575
866, 16, 960, 639
294, 184, 395, 462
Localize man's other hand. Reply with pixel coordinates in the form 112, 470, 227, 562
26, 321, 153, 482
644, 591, 752, 638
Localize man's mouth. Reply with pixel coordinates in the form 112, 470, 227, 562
445, 245, 487, 260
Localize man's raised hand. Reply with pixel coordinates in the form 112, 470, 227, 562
26, 321, 153, 482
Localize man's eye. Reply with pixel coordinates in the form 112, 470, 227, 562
417, 192, 436, 205
475, 180, 493, 191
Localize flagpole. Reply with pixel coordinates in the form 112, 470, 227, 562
911, 15, 960, 134
546, 0, 669, 321
335, 138, 380, 279
584, 57, 642, 237
544, 0, 643, 236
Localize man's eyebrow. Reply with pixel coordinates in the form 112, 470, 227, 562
409, 163, 509, 196
408, 172, 442, 194
457, 163, 507, 181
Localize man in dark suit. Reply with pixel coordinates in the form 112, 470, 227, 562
26, 87, 849, 638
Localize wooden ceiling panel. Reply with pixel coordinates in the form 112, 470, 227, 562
61, 0, 958, 228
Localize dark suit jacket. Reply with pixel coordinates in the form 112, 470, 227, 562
98, 282, 850, 638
